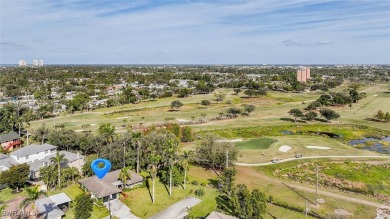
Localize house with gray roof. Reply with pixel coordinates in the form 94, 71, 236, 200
35, 193, 71, 219
1, 144, 84, 181
0, 131, 21, 151
79, 169, 143, 203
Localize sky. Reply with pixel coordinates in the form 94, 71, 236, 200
1, 0, 389, 64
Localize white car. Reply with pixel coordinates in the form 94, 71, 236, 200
271, 158, 279, 163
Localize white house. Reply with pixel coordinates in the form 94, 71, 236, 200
1, 144, 85, 181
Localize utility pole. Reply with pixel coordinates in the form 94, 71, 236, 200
136, 142, 140, 174
123, 142, 126, 168
305, 199, 308, 219
226, 148, 229, 168
316, 165, 319, 206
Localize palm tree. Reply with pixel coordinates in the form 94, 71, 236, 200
50, 152, 68, 189
148, 164, 157, 204
119, 167, 131, 189
163, 147, 176, 196
132, 132, 142, 174
19, 185, 47, 209
98, 123, 116, 149
181, 151, 193, 190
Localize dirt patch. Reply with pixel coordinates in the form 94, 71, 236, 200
306, 146, 332, 150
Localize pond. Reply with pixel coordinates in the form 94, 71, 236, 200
350, 136, 390, 154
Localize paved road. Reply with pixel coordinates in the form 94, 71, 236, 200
235, 155, 390, 166
148, 197, 202, 219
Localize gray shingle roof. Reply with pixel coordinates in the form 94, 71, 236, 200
0, 154, 18, 168
48, 193, 71, 206
10, 144, 57, 157
35, 197, 65, 219
0, 132, 19, 143
78, 169, 143, 198
29, 150, 84, 172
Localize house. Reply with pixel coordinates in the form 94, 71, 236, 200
35, 193, 71, 219
0, 131, 22, 151
205, 211, 238, 219
79, 169, 143, 203
1, 144, 85, 181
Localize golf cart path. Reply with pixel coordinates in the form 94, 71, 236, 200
237, 166, 389, 209
235, 155, 390, 166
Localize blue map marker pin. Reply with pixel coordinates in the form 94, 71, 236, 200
91, 158, 111, 179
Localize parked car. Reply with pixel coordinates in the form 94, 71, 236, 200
271, 158, 279, 163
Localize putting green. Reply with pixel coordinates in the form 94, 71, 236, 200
235, 137, 277, 149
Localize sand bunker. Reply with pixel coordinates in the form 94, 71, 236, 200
75, 130, 84, 132
217, 139, 243, 142
177, 119, 190, 122
279, 145, 292, 152
306, 146, 332, 150
90, 124, 96, 126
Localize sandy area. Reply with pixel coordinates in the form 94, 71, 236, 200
117, 116, 129, 119
177, 119, 190, 122
90, 124, 96, 126
279, 145, 292, 152
306, 146, 332, 150
75, 129, 84, 132
217, 139, 243, 142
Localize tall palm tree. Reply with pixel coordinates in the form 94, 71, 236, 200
132, 132, 142, 174
119, 167, 131, 189
148, 164, 157, 204
50, 152, 68, 189
163, 146, 176, 196
181, 151, 193, 190
19, 185, 47, 209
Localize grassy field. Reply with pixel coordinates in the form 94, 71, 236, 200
236, 166, 379, 219
235, 137, 277, 149
28, 84, 390, 134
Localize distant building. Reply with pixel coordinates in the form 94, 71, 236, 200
39, 60, 44, 66
297, 68, 310, 83
33, 60, 39, 66
18, 60, 27, 66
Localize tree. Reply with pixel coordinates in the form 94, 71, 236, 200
195, 134, 239, 169
148, 164, 157, 203
374, 110, 385, 121
98, 123, 116, 149
231, 184, 253, 218
40, 165, 57, 189
200, 99, 211, 107
243, 104, 256, 115
304, 111, 318, 121
181, 151, 193, 189
19, 185, 47, 209
219, 167, 236, 196
171, 100, 183, 109
306, 101, 321, 110
288, 108, 303, 122
119, 167, 131, 189
320, 108, 340, 122
74, 193, 93, 219
233, 88, 241, 95
0, 163, 29, 192
181, 126, 194, 142
177, 88, 192, 98
50, 152, 68, 189
251, 189, 267, 218
214, 92, 226, 102
34, 123, 49, 144
244, 89, 256, 98
227, 108, 242, 118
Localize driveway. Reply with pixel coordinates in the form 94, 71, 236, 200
103, 199, 140, 219
148, 197, 202, 219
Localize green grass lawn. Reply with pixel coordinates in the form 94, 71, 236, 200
122, 166, 219, 218
0, 187, 27, 202
235, 137, 277, 149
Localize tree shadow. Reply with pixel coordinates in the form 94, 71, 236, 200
215, 195, 234, 215
314, 118, 328, 123
208, 179, 219, 189
145, 177, 153, 202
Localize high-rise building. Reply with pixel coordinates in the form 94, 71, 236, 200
38, 60, 44, 66
18, 60, 27, 66
297, 68, 311, 83
33, 60, 39, 66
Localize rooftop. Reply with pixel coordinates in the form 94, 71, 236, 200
10, 144, 57, 157
0, 131, 19, 143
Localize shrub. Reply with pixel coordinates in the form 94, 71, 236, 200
191, 180, 198, 185
195, 188, 205, 197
